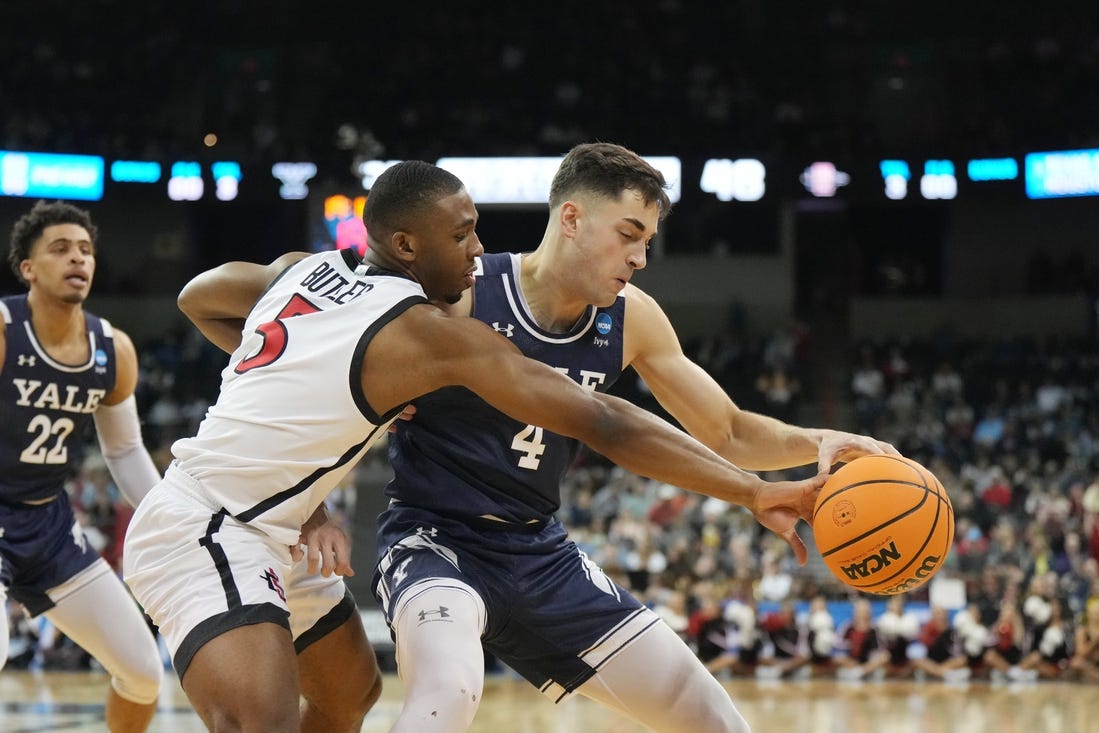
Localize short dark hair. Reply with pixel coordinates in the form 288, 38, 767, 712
363, 161, 465, 242
549, 143, 672, 220
8, 200, 98, 285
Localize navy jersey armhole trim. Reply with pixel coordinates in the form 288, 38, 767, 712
350, 294, 430, 423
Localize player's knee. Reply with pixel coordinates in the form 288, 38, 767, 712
302, 672, 381, 733
110, 647, 163, 705
401, 675, 482, 732
668, 674, 750, 733
365, 671, 383, 710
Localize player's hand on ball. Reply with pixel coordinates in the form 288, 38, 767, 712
816, 430, 900, 475
750, 473, 828, 566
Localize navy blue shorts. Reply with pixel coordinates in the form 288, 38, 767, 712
372, 504, 658, 701
0, 491, 103, 616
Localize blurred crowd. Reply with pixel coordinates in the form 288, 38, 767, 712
3, 3, 1098, 165
6, 318, 1099, 685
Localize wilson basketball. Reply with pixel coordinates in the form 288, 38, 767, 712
812, 455, 953, 595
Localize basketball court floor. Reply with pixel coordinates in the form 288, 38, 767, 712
1, 669, 1095, 732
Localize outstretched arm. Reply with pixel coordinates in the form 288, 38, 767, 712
363, 305, 828, 563
178, 251, 311, 353
624, 287, 897, 474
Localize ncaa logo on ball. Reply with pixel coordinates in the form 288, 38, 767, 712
840, 540, 902, 580
831, 500, 856, 527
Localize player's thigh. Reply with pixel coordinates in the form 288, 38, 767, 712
184, 622, 301, 732
288, 565, 380, 712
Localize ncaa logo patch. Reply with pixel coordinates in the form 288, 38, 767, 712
595, 313, 613, 335
95, 349, 108, 367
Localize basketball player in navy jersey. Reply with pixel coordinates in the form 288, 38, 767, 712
368, 143, 899, 733
130, 160, 829, 733
2, 200, 163, 732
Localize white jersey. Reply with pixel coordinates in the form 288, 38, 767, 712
171, 248, 428, 545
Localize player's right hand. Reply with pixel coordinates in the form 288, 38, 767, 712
750, 473, 827, 566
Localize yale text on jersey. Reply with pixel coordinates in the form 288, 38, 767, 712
11, 379, 107, 413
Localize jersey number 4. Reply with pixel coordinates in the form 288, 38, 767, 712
511, 424, 547, 470
235, 294, 321, 373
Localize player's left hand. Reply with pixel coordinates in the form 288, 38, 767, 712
291, 506, 355, 577
751, 472, 828, 566
816, 431, 900, 475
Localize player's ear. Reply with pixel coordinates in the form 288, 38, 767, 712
559, 201, 580, 237
391, 231, 416, 262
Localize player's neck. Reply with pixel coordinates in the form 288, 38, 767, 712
519, 250, 588, 333
26, 290, 86, 348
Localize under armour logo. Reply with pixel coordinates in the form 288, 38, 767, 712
492, 322, 515, 338
261, 567, 287, 601
418, 606, 450, 622
391, 557, 412, 587
415, 526, 438, 538
17, 354, 36, 367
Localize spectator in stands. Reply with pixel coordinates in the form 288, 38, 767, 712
805, 595, 837, 676
1069, 599, 1099, 682
1017, 597, 1071, 680
877, 595, 920, 678
953, 603, 990, 678
704, 599, 763, 678
834, 598, 890, 680
911, 605, 971, 682
758, 600, 809, 679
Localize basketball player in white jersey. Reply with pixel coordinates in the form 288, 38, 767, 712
124, 160, 829, 733
2, 200, 163, 732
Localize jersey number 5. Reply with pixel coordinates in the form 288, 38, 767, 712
235, 294, 321, 374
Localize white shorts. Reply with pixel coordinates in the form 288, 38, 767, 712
123, 463, 352, 678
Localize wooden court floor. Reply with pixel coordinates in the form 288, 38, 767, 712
1, 670, 1096, 732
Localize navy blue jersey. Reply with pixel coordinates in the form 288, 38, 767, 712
0, 295, 116, 503
386, 252, 626, 523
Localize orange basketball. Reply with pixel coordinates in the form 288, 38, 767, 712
812, 455, 954, 595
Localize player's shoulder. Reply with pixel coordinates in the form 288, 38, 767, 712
621, 281, 670, 324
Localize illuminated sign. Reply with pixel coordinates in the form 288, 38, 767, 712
167, 162, 203, 201
110, 160, 161, 184
0, 151, 104, 201
799, 161, 850, 197
322, 194, 368, 253
920, 160, 957, 200
212, 161, 241, 201
700, 158, 765, 202
1025, 149, 1099, 199
435, 156, 682, 205
356, 159, 403, 190
966, 158, 1018, 182
879, 160, 910, 200
272, 162, 318, 200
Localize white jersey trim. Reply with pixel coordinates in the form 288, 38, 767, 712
499, 253, 596, 344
